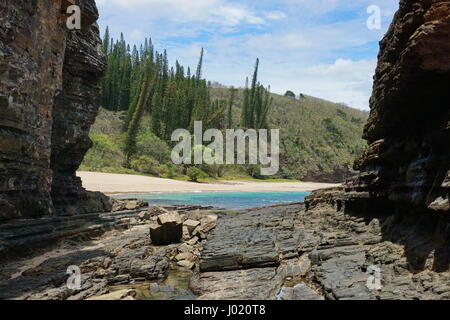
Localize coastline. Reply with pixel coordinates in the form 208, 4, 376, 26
77, 171, 340, 194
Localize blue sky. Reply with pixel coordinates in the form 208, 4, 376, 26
96, 0, 399, 110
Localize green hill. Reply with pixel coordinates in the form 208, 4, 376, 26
81, 88, 368, 183
210, 88, 369, 182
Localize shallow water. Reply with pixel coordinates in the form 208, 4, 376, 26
116, 191, 309, 209
110, 270, 194, 300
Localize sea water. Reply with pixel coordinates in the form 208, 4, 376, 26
116, 191, 309, 210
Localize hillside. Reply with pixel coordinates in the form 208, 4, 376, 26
210, 88, 369, 182
81, 89, 368, 183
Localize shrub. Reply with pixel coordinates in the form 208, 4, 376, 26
245, 164, 268, 180
130, 156, 165, 176
81, 133, 122, 170
187, 167, 207, 182
136, 130, 171, 163
284, 90, 296, 99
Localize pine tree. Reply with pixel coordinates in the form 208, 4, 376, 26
227, 86, 237, 128
102, 26, 110, 55
241, 58, 271, 129
123, 62, 153, 166
196, 48, 204, 81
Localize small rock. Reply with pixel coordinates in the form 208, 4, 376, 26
87, 289, 136, 300
200, 215, 218, 233
175, 252, 195, 262
138, 211, 151, 220
148, 206, 169, 216
192, 226, 207, 240
178, 243, 194, 253
182, 226, 191, 241
126, 200, 143, 210
184, 219, 201, 234
177, 260, 195, 270
187, 236, 199, 245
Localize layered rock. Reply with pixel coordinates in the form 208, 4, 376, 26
348, 0, 450, 212
305, 0, 450, 288
192, 203, 449, 300
0, 0, 109, 221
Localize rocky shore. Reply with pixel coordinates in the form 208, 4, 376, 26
0, 0, 448, 301
0, 199, 219, 300
191, 195, 449, 300
1, 196, 448, 300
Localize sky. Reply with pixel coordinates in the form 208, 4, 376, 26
96, 0, 399, 110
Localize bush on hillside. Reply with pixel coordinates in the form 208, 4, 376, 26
187, 167, 207, 182
130, 156, 166, 176
136, 130, 171, 163
81, 133, 122, 170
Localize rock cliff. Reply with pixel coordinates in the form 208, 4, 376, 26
349, 0, 450, 212
0, 0, 110, 221
306, 0, 449, 276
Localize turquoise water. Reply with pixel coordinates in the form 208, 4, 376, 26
116, 192, 309, 210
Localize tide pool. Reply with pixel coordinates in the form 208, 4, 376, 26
116, 191, 309, 210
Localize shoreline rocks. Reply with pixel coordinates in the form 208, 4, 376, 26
150, 212, 183, 245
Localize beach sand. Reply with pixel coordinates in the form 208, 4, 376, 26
77, 171, 340, 194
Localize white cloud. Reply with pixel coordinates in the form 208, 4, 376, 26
211, 5, 265, 26
97, 0, 400, 110
265, 11, 287, 20
97, 0, 265, 26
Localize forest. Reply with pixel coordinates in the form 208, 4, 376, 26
81, 28, 368, 182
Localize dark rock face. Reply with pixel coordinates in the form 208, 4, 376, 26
349, 0, 450, 211
0, 0, 109, 221
300, 0, 450, 298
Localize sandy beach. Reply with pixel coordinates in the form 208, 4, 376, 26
77, 171, 340, 194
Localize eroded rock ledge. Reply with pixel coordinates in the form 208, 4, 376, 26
0, 0, 109, 221
349, 0, 450, 211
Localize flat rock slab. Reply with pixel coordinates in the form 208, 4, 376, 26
199, 204, 309, 272
277, 283, 324, 300
190, 267, 284, 300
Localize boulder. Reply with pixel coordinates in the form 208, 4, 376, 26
149, 211, 183, 245
157, 211, 182, 225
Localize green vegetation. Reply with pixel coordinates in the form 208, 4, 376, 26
187, 167, 207, 182
210, 89, 369, 180
81, 29, 369, 183
241, 58, 272, 129
284, 90, 296, 99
